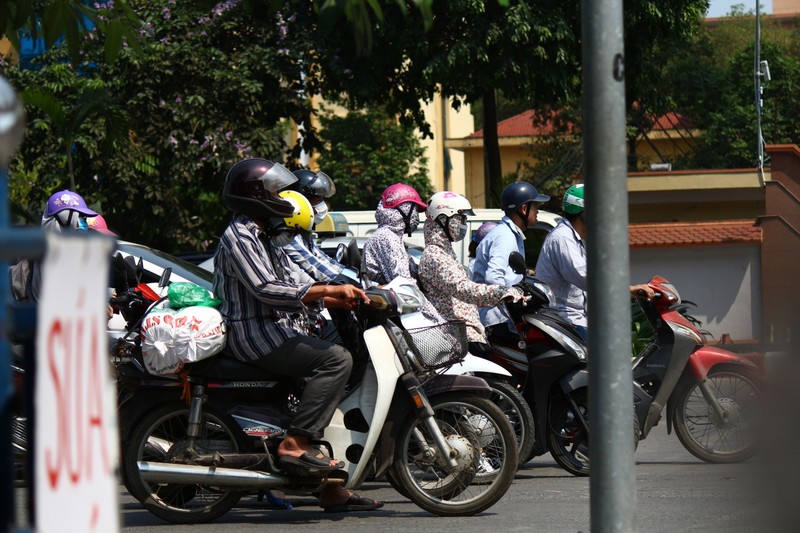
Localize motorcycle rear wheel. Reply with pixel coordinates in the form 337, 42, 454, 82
123, 402, 247, 524
389, 393, 518, 516
481, 377, 536, 469
673, 366, 763, 463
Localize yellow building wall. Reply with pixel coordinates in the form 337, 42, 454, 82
455, 130, 703, 208
1, 37, 19, 61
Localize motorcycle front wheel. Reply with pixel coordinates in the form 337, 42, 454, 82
122, 402, 247, 524
673, 366, 763, 463
548, 390, 590, 476
389, 392, 518, 516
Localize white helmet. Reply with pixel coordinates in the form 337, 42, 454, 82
426, 191, 475, 222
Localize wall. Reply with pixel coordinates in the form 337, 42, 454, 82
630, 244, 762, 341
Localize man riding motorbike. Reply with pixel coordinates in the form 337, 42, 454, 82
471, 181, 549, 344
212, 158, 381, 512
534, 183, 654, 341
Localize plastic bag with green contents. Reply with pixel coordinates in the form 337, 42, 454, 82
167, 282, 222, 308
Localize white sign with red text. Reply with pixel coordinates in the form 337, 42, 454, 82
35, 233, 119, 533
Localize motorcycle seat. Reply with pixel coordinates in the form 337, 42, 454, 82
185, 351, 281, 381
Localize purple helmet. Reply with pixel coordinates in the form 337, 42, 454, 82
44, 190, 98, 218
473, 221, 498, 244
380, 183, 427, 212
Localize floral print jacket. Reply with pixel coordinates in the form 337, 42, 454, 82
418, 217, 520, 343
363, 202, 418, 285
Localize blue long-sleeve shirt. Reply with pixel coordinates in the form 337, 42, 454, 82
285, 233, 343, 282
471, 216, 524, 327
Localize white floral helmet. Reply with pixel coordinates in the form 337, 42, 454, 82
426, 191, 475, 222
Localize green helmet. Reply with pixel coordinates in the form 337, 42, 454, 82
562, 184, 585, 215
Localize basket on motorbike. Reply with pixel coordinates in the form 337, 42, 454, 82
401, 320, 468, 370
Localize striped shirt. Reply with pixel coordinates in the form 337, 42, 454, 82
213, 214, 319, 361
285, 233, 343, 281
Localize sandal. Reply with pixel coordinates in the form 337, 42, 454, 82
279, 447, 344, 474
322, 494, 384, 513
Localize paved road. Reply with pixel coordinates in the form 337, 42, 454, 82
15, 421, 787, 532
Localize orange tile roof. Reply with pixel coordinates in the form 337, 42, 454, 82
468, 109, 695, 139
629, 220, 762, 248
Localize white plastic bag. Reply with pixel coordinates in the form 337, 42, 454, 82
141, 306, 226, 375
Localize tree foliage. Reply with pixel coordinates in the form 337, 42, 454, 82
5, 0, 308, 251
305, 0, 708, 197
316, 104, 433, 210
665, 12, 800, 169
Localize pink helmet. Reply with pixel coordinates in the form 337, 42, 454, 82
86, 215, 117, 236
380, 183, 427, 212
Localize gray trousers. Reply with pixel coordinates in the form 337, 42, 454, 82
248, 335, 352, 439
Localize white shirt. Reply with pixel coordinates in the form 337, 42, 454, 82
534, 219, 588, 327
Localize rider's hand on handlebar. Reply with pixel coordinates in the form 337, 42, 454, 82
503, 287, 527, 304
325, 284, 370, 310
631, 284, 656, 301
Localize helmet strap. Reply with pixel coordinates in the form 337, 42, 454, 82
396, 204, 415, 237
436, 215, 455, 242
515, 203, 531, 231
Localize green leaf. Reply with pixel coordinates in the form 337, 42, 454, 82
43, 1, 68, 49
21, 88, 67, 129
104, 19, 123, 64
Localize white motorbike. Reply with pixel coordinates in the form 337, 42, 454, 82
116, 276, 519, 523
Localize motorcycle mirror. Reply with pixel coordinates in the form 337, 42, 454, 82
508, 251, 526, 275
158, 267, 172, 288
135, 257, 144, 284
347, 238, 361, 268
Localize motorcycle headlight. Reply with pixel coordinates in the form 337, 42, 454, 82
532, 280, 556, 307
384, 277, 424, 314
675, 324, 704, 345
561, 333, 588, 361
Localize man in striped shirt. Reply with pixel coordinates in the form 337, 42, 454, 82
214, 159, 380, 511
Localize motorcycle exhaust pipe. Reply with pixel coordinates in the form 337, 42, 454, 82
138, 461, 289, 488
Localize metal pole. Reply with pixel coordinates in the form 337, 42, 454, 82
581, 0, 637, 531
755, 0, 763, 170
0, 74, 31, 533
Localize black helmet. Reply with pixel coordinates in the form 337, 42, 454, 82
289, 169, 336, 199
500, 181, 550, 216
223, 158, 298, 220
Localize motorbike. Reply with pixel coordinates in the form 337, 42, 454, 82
630, 275, 763, 464
479, 252, 591, 476
331, 242, 536, 469
476, 251, 763, 476
113, 252, 518, 523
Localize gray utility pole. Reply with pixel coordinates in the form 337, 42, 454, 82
581, 0, 637, 531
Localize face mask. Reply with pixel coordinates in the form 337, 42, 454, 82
55, 210, 79, 229
397, 204, 419, 236
270, 229, 296, 248
313, 200, 329, 226
447, 216, 468, 242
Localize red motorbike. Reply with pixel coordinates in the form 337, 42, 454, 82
478, 253, 765, 475
631, 275, 764, 464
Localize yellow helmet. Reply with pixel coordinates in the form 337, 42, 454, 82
278, 190, 314, 232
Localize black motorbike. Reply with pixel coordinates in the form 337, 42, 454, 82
474, 252, 593, 476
